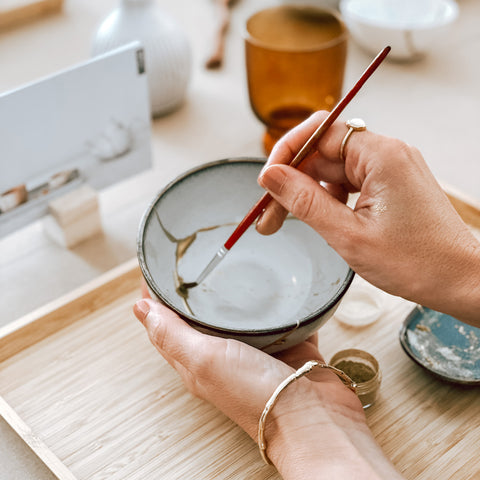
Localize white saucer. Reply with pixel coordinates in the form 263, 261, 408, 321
334, 281, 383, 327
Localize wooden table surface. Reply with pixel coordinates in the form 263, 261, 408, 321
1, 0, 479, 478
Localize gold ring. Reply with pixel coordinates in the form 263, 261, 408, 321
339, 118, 366, 162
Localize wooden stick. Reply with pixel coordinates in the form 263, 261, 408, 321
205, 0, 235, 69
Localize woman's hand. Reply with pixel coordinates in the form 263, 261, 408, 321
134, 296, 403, 479
257, 112, 480, 325
132, 113, 478, 478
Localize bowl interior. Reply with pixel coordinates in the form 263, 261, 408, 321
139, 159, 352, 333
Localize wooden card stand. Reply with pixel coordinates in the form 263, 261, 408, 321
43, 185, 102, 248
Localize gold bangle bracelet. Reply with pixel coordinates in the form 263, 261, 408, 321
257, 360, 357, 465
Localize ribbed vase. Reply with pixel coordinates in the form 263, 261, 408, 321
92, 0, 192, 116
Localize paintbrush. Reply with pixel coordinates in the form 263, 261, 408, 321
181, 46, 391, 291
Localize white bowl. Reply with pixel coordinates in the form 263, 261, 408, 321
340, 0, 459, 61
138, 158, 354, 353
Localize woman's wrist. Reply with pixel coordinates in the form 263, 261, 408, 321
262, 378, 403, 479
447, 240, 480, 325
421, 233, 480, 326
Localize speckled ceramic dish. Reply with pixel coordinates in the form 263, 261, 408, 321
399, 305, 480, 385
137, 158, 354, 353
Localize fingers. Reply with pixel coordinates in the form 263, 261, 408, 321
133, 298, 295, 439
258, 164, 360, 247
134, 299, 257, 407
134, 298, 211, 390
133, 298, 359, 443
256, 180, 350, 235
256, 111, 371, 236
265, 111, 369, 179
133, 297, 286, 394
267, 111, 329, 167
256, 200, 288, 235
322, 182, 350, 205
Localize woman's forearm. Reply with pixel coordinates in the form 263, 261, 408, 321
264, 380, 404, 480
414, 231, 480, 327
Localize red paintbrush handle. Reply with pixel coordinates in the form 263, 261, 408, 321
223, 46, 391, 253
224, 192, 272, 250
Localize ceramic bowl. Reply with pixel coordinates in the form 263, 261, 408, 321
339, 0, 458, 61
137, 158, 354, 353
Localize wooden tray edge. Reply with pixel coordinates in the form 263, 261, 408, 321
442, 182, 480, 230
0, 396, 77, 480
0, 258, 141, 363
0, 0, 64, 30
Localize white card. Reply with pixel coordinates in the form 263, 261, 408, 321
0, 41, 152, 236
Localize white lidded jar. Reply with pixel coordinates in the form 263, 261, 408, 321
92, 0, 192, 116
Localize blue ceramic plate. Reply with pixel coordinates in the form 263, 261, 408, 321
399, 306, 480, 385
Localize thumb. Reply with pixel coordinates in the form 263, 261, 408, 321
133, 298, 206, 376
258, 164, 357, 245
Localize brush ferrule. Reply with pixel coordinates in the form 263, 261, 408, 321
195, 246, 229, 285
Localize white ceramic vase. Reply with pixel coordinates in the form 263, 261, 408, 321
92, 0, 192, 116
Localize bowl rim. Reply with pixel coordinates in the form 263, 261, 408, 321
339, 0, 459, 31
137, 157, 355, 336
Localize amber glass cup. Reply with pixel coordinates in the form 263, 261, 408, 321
245, 6, 348, 154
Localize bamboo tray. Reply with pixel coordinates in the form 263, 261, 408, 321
1, 187, 479, 480
0, 0, 63, 30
